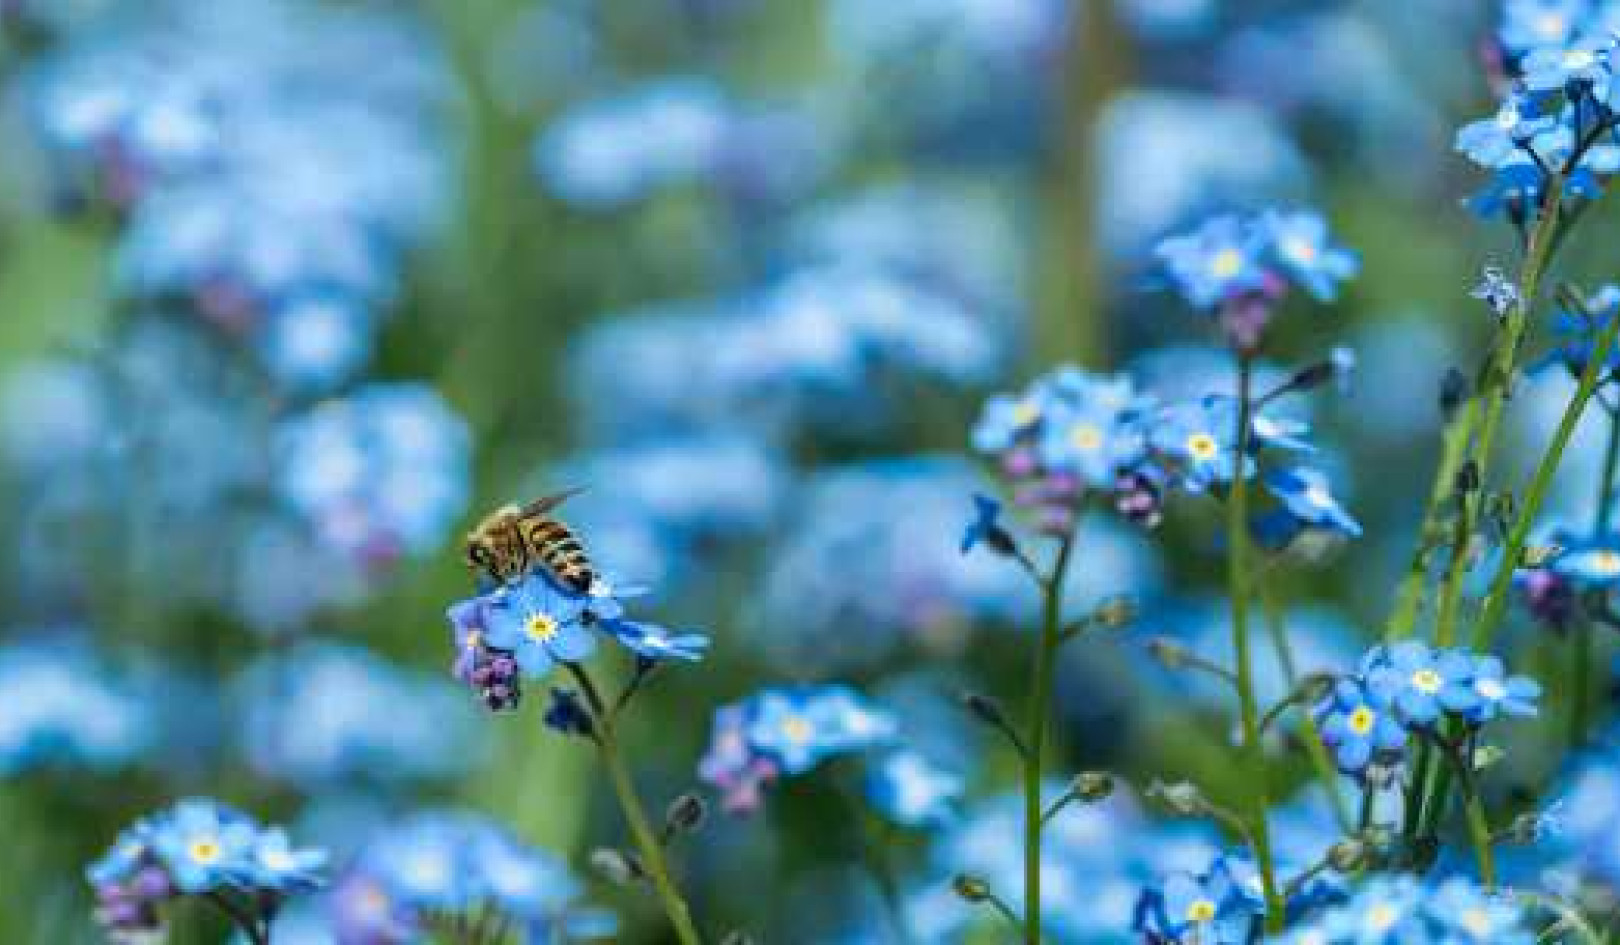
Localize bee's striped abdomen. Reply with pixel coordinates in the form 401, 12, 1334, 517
523, 518, 594, 592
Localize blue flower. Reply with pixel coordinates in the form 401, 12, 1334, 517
1547, 284, 1620, 378
1439, 654, 1542, 723
1314, 874, 1426, 941
1500, 0, 1585, 53
145, 799, 262, 893
1550, 534, 1620, 587
246, 828, 326, 893
1135, 856, 1257, 945
543, 688, 594, 738
1155, 214, 1269, 309
1149, 397, 1252, 491
1427, 877, 1534, 943
602, 618, 710, 662
1264, 467, 1362, 538
972, 391, 1045, 453
482, 573, 595, 679
1313, 677, 1406, 775
1258, 210, 1358, 302
1034, 385, 1147, 488
1362, 641, 1465, 726
960, 493, 1006, 554
744, 685, 896, 775
1521, 34, 1615, 91
864, 751, 962, 829
1456, 90, 1558, 168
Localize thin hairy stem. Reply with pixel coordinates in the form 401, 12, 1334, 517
1260, 583, 1352, 832
1471, 298, 1620, 649
1229, 355, 1284, 931
1021, 530, 1077, 944
568, 665, 703, 945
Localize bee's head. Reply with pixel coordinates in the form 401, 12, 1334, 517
465, 538, 493, 571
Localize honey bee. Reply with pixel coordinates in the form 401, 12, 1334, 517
464, 488, 594, 592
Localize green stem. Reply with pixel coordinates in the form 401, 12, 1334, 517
1022, 530, 1077, 944
1260, 582, 1352, 833
1470, 304, 1620, 650
566, 664, 702, 945
1229, 356, 1284, 932
597, 727, 705, 945
1447, 743, 1498, 887
205, 892, 269, 945
1386, 399, 1480, 641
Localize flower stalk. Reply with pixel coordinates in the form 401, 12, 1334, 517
1021, 529, 1076, 944
1228, 354, 1284, 932
568, 664, 704, 945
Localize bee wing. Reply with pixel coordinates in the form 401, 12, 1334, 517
522, 486, 587, 516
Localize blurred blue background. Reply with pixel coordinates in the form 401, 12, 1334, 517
0, 0, 1600, 941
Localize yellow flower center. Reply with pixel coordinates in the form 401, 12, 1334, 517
1209, 248, 1243, 279
1590, 549, 1620, 574
1536, 12, 1567, 39
188, 837, 222, 865
1460, 907, 1492, 937
1185, 899, 1217, 923
1012, 401, 1041, 427
525, 613, 559, 643
781, 716, 813, 743
1411, 669, 1442, 694
1348, 706, 1376, 735
1564, 48, 1596, 70
1068, 424, 1103, 451
1366, 903, 1399, 932
1185, 432, 1220, 461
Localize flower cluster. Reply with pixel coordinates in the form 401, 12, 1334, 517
88, 798, 325, 939
1134, 851, 1343, 945
448, 567, 707, 714
0, 642, 156, 775
274, 384, 470, 571
970, 362, 1359, 545
1314, 642, 1542, 777
1460, 2, 1620, 223
699, 684, 898, 813
1279, 874, 1533, 944
324, 812, 615, 944
862, 749, 966, 829
23, 0, 453, 393
235, 643, 482, 789
534, 76, 826, 209
1154, 210, 1357, 347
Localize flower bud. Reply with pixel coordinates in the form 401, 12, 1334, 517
589, 848, 643, 885
1147, 637, 1190, 670
1327, 838, 1367, 872
1071, 771, 1115, 802
665, 793, 708, 837
960, 691, 1011, 729
952, 874, 991, 903
1146, 780, 1205, 817
1092, 595, 1138, 630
